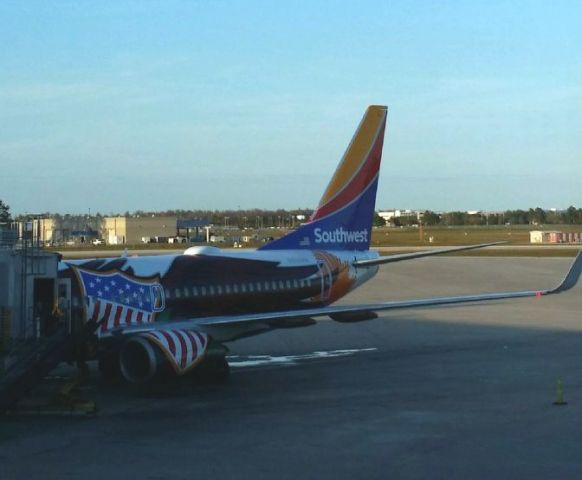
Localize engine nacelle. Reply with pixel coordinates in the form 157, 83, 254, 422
119, 329, 210, 383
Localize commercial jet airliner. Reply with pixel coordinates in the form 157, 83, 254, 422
58, 105, 582, 384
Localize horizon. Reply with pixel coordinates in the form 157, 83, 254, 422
7, 204, 582, 220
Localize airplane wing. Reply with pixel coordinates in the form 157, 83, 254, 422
353, 241, 505, 267
108, 250, 582, 335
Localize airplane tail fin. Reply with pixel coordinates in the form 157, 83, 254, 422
260, 105, 388, 251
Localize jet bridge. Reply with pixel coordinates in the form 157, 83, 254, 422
0, 221, 88, 414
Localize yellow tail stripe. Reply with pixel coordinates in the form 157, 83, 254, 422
318, 105, 387, 208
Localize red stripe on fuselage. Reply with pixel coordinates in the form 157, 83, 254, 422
100, 303, 113, 333
113, 306, 123, 328
91, 300, 101, 323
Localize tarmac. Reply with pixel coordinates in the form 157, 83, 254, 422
1, 256, 582, 479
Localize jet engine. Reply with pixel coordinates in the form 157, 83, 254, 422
119, 329, 212, 383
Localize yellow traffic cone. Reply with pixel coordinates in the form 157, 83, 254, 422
553, 376, 568, 406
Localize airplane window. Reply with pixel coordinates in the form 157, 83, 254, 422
286, 280, 291, 289
174, 289, 181, 298
201, 286, 207, 296
248, 283, 254, 293
264, 281, 270, 290
217, 285, 223, 295
241, 284, 247, 293
293, 279, 299, 288
272, 281, 277, 291
225, 285, 231, 294
256, 283, 262, 292
209, 286, 215, 295
233, 284, 239, 294
279, 280, 285, 289
183, 287, 190, 297
165, 289, 172, 299
192, 287, 198, 296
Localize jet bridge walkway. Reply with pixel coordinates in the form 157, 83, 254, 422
0, 319, 99, 415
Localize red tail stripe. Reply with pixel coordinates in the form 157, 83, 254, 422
311, 123, 385, 221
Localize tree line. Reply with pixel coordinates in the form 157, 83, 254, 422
3, 200, 582, 228
415, 207, 582, 227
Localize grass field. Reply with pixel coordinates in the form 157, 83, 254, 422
370, 226, 527, 247
370, 225, 582, 247
370, 226, 581, 257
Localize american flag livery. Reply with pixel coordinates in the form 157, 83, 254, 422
141, 329, 209, 375
75, 268, 165, 336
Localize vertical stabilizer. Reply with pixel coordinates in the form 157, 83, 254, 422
261, 105, 387, 251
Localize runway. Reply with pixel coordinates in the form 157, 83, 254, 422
2, 257, 582, 479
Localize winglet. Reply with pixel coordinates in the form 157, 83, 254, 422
548, 249, 582, 294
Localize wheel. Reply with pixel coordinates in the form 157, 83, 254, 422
98, 351, 122, 381
193, 356, 230, 384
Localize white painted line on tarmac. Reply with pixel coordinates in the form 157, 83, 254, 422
227, 347, 377, 368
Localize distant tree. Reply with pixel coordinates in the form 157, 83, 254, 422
0, 199, 11, 222
563, 206, 579, 224
442, 211, 466, 226
529, 207, 547, 225
546, 210, 561, 224
466, 213, 485, 226
504, 209, 529, 225
373, 212, 386, 227
399, 214, 418, 226
487, 213, 503, 225
422, 210, 441, 226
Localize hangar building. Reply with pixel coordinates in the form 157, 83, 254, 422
103, 216, 178, 245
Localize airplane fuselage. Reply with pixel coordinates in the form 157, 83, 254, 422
58, 246, 380, 342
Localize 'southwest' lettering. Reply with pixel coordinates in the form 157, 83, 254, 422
314, 227, 369, 244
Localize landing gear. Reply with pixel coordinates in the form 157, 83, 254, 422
192, 356, 230, 384
98, 351, 122, 382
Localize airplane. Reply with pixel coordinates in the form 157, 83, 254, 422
57, 105, 582, 384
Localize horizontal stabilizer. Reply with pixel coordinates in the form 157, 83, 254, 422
353, 242, 506, 267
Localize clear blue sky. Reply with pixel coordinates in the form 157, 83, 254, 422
1, 0, 581, 215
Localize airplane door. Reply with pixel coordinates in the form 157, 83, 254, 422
57, 278, 72, 333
